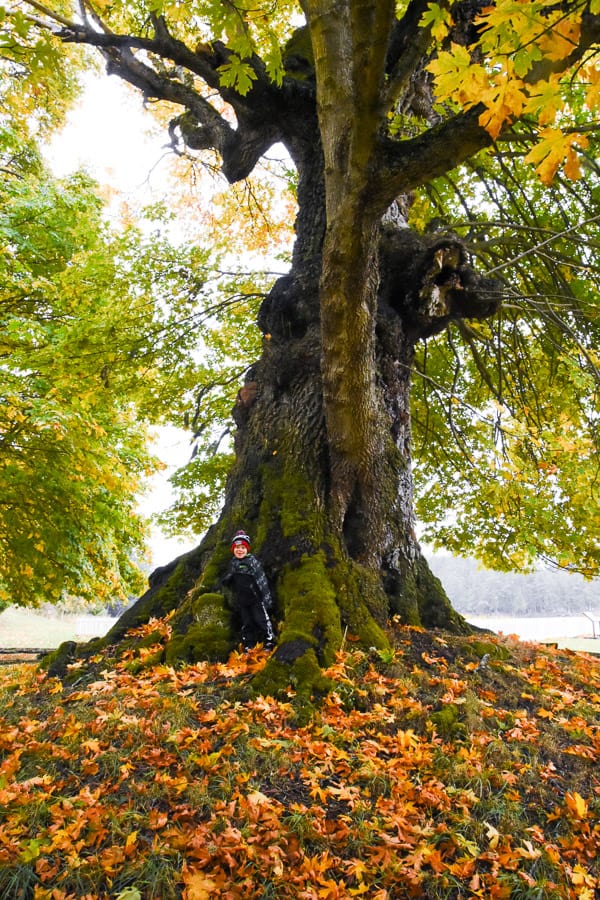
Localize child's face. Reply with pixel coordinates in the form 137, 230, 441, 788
233, 543, 248, 558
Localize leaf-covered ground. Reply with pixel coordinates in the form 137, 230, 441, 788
0, 622, 599, 899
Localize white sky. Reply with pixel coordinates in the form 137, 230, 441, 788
46, 73, 169, 204
46, 73, 199, 567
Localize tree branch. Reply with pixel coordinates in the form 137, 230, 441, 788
21, 0, 76, 29
372, 104, 492, 211
55, 16, 288, 182
384, 0, 437, 108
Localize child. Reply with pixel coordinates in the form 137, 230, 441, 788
222, 530, 275, 651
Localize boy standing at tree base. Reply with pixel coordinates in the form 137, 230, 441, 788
222, 530, 275, 651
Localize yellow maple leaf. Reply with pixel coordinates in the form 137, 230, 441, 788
124, 830, 138, 854
428, 43, 480, 106
515, 840, 542, 860
524, 128, 588, 185
539, 18, 581, 62
182, 872, 218, 900
485, 822, 500, 850
419, 3, 453, 43
524, 75, 565, 126
565, 791, 588, 820
345, 857, 370, 881
479, 73, 528, 139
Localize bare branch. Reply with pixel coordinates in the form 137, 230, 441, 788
19, 0, 76, 28
485, 211, 600, 275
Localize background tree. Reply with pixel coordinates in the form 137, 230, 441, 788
7, 0, 600, 693
0, 126, 160, 607
0, 119, 260, 606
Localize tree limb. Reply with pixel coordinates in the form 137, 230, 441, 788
55, 13, 296, 181
384, 0, 437, 109
20, 0, 76, 29
372, 105, 492, 211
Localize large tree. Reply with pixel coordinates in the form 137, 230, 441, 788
10, 0, 600, 692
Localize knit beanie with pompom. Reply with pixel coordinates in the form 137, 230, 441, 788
231, 530, 251, 551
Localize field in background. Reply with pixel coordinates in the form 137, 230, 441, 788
0, 606, 115, 649
2, 605, 599, 655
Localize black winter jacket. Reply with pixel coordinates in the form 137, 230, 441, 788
222, 554, 272, 608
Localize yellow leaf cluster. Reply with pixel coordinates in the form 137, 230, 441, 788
427, 0, 597, 182
538, 18, 580, 63
478, 68, 528, 139
523, 129, 589, 185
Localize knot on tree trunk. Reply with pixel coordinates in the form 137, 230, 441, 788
378, 226, 503, 338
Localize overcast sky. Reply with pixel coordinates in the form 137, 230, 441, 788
46, 73, 167, 201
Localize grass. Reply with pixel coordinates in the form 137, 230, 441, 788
0, 606, 113, 649
0, 622, 599, 899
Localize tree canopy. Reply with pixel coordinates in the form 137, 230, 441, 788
3, 0, 600, 686
0, 128, 145, 605
13, 0, 595, 575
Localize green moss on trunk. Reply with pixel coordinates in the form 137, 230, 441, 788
414, 556, 471, 634
276, 551, 343, 665
165, 592, 232, 663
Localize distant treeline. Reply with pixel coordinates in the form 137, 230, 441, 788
427, 555, 600, 617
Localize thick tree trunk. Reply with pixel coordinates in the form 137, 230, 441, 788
81, 289, 460, 694
43, 21, 501, 693
46, 220, 491, 695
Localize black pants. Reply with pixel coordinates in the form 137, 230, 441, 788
238, 598, 274, 648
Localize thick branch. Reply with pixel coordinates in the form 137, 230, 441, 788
384, 0, 437, 108
22, 0, 75, 28
57, 19, 287, 182
372, 105, 492, 213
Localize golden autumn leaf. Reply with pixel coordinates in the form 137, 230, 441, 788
485, 822, 501, 850
478, 75, 528, 139
99, 845, 126, 872
538, 19, 581, 62
565, 791, 588, 820
569, 865, 598, 893
182, 872, 219, 900
515, 840, 542, 860
523, 129, 589, 184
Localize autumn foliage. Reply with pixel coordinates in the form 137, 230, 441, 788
0, 624, 598, 899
